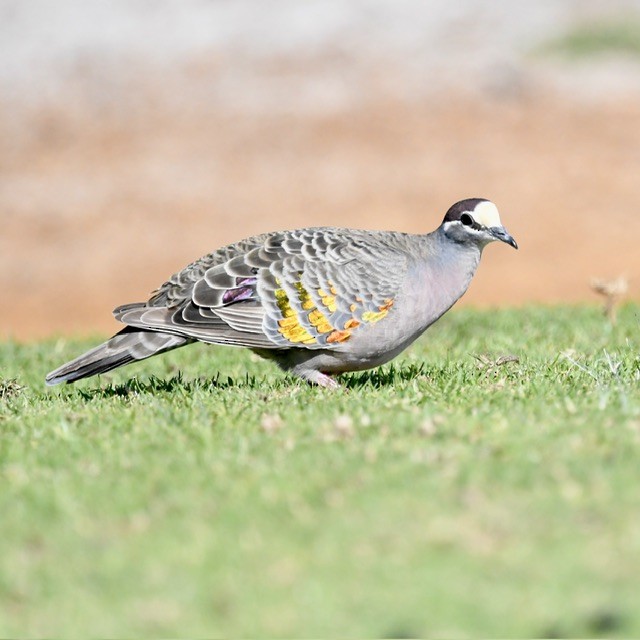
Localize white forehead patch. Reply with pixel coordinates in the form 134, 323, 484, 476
472, 201, 502, 228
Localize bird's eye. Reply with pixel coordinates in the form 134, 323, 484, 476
460, 213, 474, 227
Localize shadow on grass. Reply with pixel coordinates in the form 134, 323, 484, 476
75, 371, 269, 400
339, 363, 430, 389
72, 363, 432, 399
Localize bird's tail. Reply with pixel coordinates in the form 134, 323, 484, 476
45, 327, 188, 386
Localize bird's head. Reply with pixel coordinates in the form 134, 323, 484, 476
441, 198, 518, 250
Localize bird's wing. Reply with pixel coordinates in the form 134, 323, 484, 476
115, 228, 409, 350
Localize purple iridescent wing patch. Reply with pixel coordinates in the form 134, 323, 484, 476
222, 277, 257, 304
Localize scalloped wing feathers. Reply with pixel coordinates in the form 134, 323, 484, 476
115, 228, 412, 350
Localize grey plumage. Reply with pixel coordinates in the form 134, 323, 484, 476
45, 328, 188, 386
46, 198, 517, 389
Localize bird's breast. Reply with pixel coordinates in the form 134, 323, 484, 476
340, 248, 481, 361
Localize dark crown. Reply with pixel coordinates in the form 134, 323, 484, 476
443, 198, 489, 223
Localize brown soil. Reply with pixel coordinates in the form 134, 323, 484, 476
1, 94, 638, 340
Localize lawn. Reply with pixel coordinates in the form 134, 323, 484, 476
537, 18, 640, 58
1, 305, 639, 637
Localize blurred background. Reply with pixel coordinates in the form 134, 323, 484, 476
1, 0, 639, 340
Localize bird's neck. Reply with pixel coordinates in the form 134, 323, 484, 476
412, 230, 482, 324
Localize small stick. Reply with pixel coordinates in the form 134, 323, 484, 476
590, 276, 628, 325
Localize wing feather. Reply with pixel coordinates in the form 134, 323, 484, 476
114, 227, 412, 350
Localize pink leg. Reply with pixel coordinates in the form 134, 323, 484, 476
301, 370, 341, 389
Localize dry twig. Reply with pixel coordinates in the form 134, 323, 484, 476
590, 276, 628, 325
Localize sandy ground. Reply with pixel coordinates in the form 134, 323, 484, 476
1, 91, 639, 340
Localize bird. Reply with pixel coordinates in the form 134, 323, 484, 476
46, 198, 517, 389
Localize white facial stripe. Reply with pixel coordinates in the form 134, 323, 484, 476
472, 201, 502, 228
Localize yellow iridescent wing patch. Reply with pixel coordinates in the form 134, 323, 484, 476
361, 298, 394, 324
309, 308, 333, 333
273, 280, 394, 346
274, 287, 316, 344
317, 287, 337, 313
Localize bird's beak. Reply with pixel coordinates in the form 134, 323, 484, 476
490, 226, 518, 249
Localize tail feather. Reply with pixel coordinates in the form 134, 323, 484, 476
45, 328, 188, 386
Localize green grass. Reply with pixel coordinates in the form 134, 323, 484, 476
538, 19, 640, 58
1, 305, 640, 637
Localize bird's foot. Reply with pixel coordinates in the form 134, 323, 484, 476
301, 370, 341, 389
